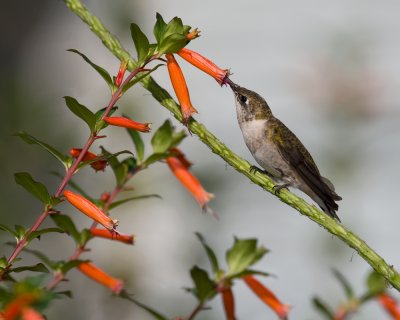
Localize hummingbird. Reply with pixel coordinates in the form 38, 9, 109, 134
227, 80, 342, 220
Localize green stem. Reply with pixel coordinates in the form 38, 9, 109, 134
64, 0, 400, 291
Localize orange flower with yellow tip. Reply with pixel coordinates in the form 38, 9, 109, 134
104, 116, 151, 132
78, 262, 123, 294
243, 275, 290, 320
166, 53, 198, 125
177, 48, 230, 85
186, 28, 200, 41
166, 155, 213, 211
63, 190, 118, 231
90, 228, 134, 245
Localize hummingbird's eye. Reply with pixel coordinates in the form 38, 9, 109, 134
239, 95, 247, 104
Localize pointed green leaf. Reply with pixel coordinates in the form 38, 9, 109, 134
151, 120, 173, 153
68, 49, 114, 91
164, 17, 184, 39
154, 13, 167, 43
23, 248, 56, 269
0, 224, 17, 237
14, 172, 50, 204
195, 232, 219, 274
61, 260, 87, 274
190, 266, 216, 303
130, 23, 150, 64
27, 228, 65, 242
226, 238, 268, 277
12, 263, 49, 274
158, 33, 187, 55
109, 194, 161, 210
332, 268, 354, 299
14, 131, 70, 170
100, 147, 127, 186
50, 214, 80, 243
144, 152, 170, 166
312, 297, 334, 320
230, 269, 270, 280
127, 129, 145, 161
64, 96, 96, 132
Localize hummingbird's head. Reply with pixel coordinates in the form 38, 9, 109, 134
227, 80, 272, 123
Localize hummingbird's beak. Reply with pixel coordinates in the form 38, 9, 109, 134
225, 78, 240, 91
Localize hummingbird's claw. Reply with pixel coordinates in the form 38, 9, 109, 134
273, 183, 290, 195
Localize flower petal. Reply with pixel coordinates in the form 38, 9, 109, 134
78, 262, 124, 294
104, 116, 151, 132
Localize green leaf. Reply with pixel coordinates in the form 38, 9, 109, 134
14, 172, 50, 204
144, 153, 170, 166
50, 171, 93, 201
151, 120, 186, 154
0, 224, 17, 237
94, 106, 118, 131
332, 268, 354, 299
226, 238, 268, 277
122, 295, 169, 320
68, 49, 114, 91
100, 147, 127, 186
312, 297, 334, 320
109, 194, 161, 210
14, 131, 70, 170
60, 260, 86, 274
27, 228, 65, 242
64, 96, 96, 132
190, 266, 216, 303
158, 33, 187, 55
50, 214, 80, 243
230, 269, 270, 280
127, 129, 145, 161
195, 232, 219, 274
23, 248, 56, 269
153, 13, 167, 43
11, 263, 49, 274
130, 23, 150, 64
163, 17, 184, 39
366, 271, 387, 296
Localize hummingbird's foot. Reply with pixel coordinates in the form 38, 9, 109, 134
273, 183, 290, 195
250, 165, 270, 176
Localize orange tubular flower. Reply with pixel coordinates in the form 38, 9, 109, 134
378, 293, 400, 319
243, 276, 290, 320
2, 293, 38, 320
177, 48, 230, 85
166, 53, 198, 124
69, 148, 107, 172
78, 262, 123, 294
103, 116, 151, 132
169, 148, 192, 169
166, 156, 213, 210
115, 60, 128, 87
63, 190, 118, 231
21, 308, 44, 320
221, 287, 236, 320
90, 228, 134, 245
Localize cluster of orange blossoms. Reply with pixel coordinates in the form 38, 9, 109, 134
166, 47, 230, 124
0, 293, 44, 320
220, 275, 290, 320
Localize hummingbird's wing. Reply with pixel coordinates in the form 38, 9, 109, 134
270, 119, 342, 220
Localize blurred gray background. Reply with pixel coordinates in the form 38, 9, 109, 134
1, 0, 400, 319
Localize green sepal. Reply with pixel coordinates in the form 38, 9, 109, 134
366, 271, 387, 296
68, 49, 115, 92
130, 23, 150, 65
312, 297, 334, 320
50, 214, 80, 244
195, 232, 220, 274
109, 194, 161, 210
190, 266, 216, 303
14, 131, 70, 170
64, 96, 96, 133
151, 120, 186, 154
153, 13, 167, 43
226, 238, 268, 278
14, 172, 50, 205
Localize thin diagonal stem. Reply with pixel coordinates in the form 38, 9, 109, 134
64, 0, 400, 292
